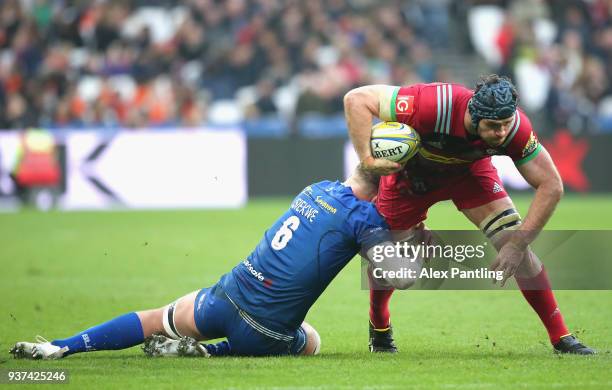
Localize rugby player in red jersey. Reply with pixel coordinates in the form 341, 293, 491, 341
344, 74, 595, 355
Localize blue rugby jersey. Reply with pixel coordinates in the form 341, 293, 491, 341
219, 180, 390, 330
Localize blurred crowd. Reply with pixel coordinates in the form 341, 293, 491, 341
467, 0, 612, 133
0, 0, 610, 133
0, 0, 451, 131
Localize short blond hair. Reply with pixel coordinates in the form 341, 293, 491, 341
355, 163, 381, 187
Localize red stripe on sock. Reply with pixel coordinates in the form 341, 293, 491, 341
516, 268, 569, 344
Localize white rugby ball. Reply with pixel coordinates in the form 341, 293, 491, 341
370, 121, 420, 164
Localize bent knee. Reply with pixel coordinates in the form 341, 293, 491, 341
300, 322, 321, 356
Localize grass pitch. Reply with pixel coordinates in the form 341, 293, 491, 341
1, 194, 611, 389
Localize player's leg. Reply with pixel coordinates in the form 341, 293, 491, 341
155, 290, 201, 339
148, 317, 320, 358
459, 196, 542, 278
10, 290, 217, 360
453, 160, 594, 354
143, 284, 317, 358
143, 287, 231, 357
142, 290, 211, 358
11, 309, 149, 360
221, 317, 320, 357
191, 284, 318, 356
461, 198, 594, 354
368, 174, 441, 352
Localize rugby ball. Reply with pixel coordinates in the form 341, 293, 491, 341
370, 122, 420, 164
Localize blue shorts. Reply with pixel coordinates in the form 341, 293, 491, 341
193, 283, 307, 356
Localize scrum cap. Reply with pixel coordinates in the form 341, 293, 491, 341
468, 75, 518, 129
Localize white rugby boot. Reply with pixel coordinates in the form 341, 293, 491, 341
10, 336, 68, 360
142, 334, 210, 358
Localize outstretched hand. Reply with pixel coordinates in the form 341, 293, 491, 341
361, 156, 402, 176
490, 241, 526, 287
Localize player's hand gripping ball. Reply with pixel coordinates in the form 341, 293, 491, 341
370, 122, 421, 165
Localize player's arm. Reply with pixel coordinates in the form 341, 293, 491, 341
343, 85, 402, 175
364, 242, 421, 290
512, 147, 563, 247
491, 147, 562, 285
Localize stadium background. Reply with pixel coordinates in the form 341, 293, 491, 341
1, 1, 611, 389
1, 0, 612, 207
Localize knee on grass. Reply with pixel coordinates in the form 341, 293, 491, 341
301, 322, 321, 356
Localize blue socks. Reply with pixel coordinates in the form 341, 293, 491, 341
50, 311, 231, 357
51, 312, 144, 356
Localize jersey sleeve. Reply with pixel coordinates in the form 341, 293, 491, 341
346, 204, 392, 252
502, 109, 543, 166
380, 84, 424, 127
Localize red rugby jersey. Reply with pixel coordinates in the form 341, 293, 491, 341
385, 83, 542, 169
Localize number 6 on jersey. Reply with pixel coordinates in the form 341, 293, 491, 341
271, 216, 300, 250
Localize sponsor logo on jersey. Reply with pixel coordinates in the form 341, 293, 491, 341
243, 259, 265, 282
492, 182, 503, 194
522, 132, 539, 158
486, 148, 499, 155
367, 227, 384, 234
315, 196, 337, 214
396, 95, 414, 114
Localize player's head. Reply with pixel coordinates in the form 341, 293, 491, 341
345, 164, 380, 201
468, 74, 519, 147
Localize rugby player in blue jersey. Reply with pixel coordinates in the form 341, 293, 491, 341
11, 166, 419, 359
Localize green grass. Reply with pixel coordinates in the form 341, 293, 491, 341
0, 194, 611, 389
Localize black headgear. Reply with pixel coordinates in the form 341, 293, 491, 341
468, 78, 518, 129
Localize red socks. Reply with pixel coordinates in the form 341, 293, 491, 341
369, 288, 394, 329
516, 268, 570, 344
369, 268, 570, 344
369, 268, 569, 343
